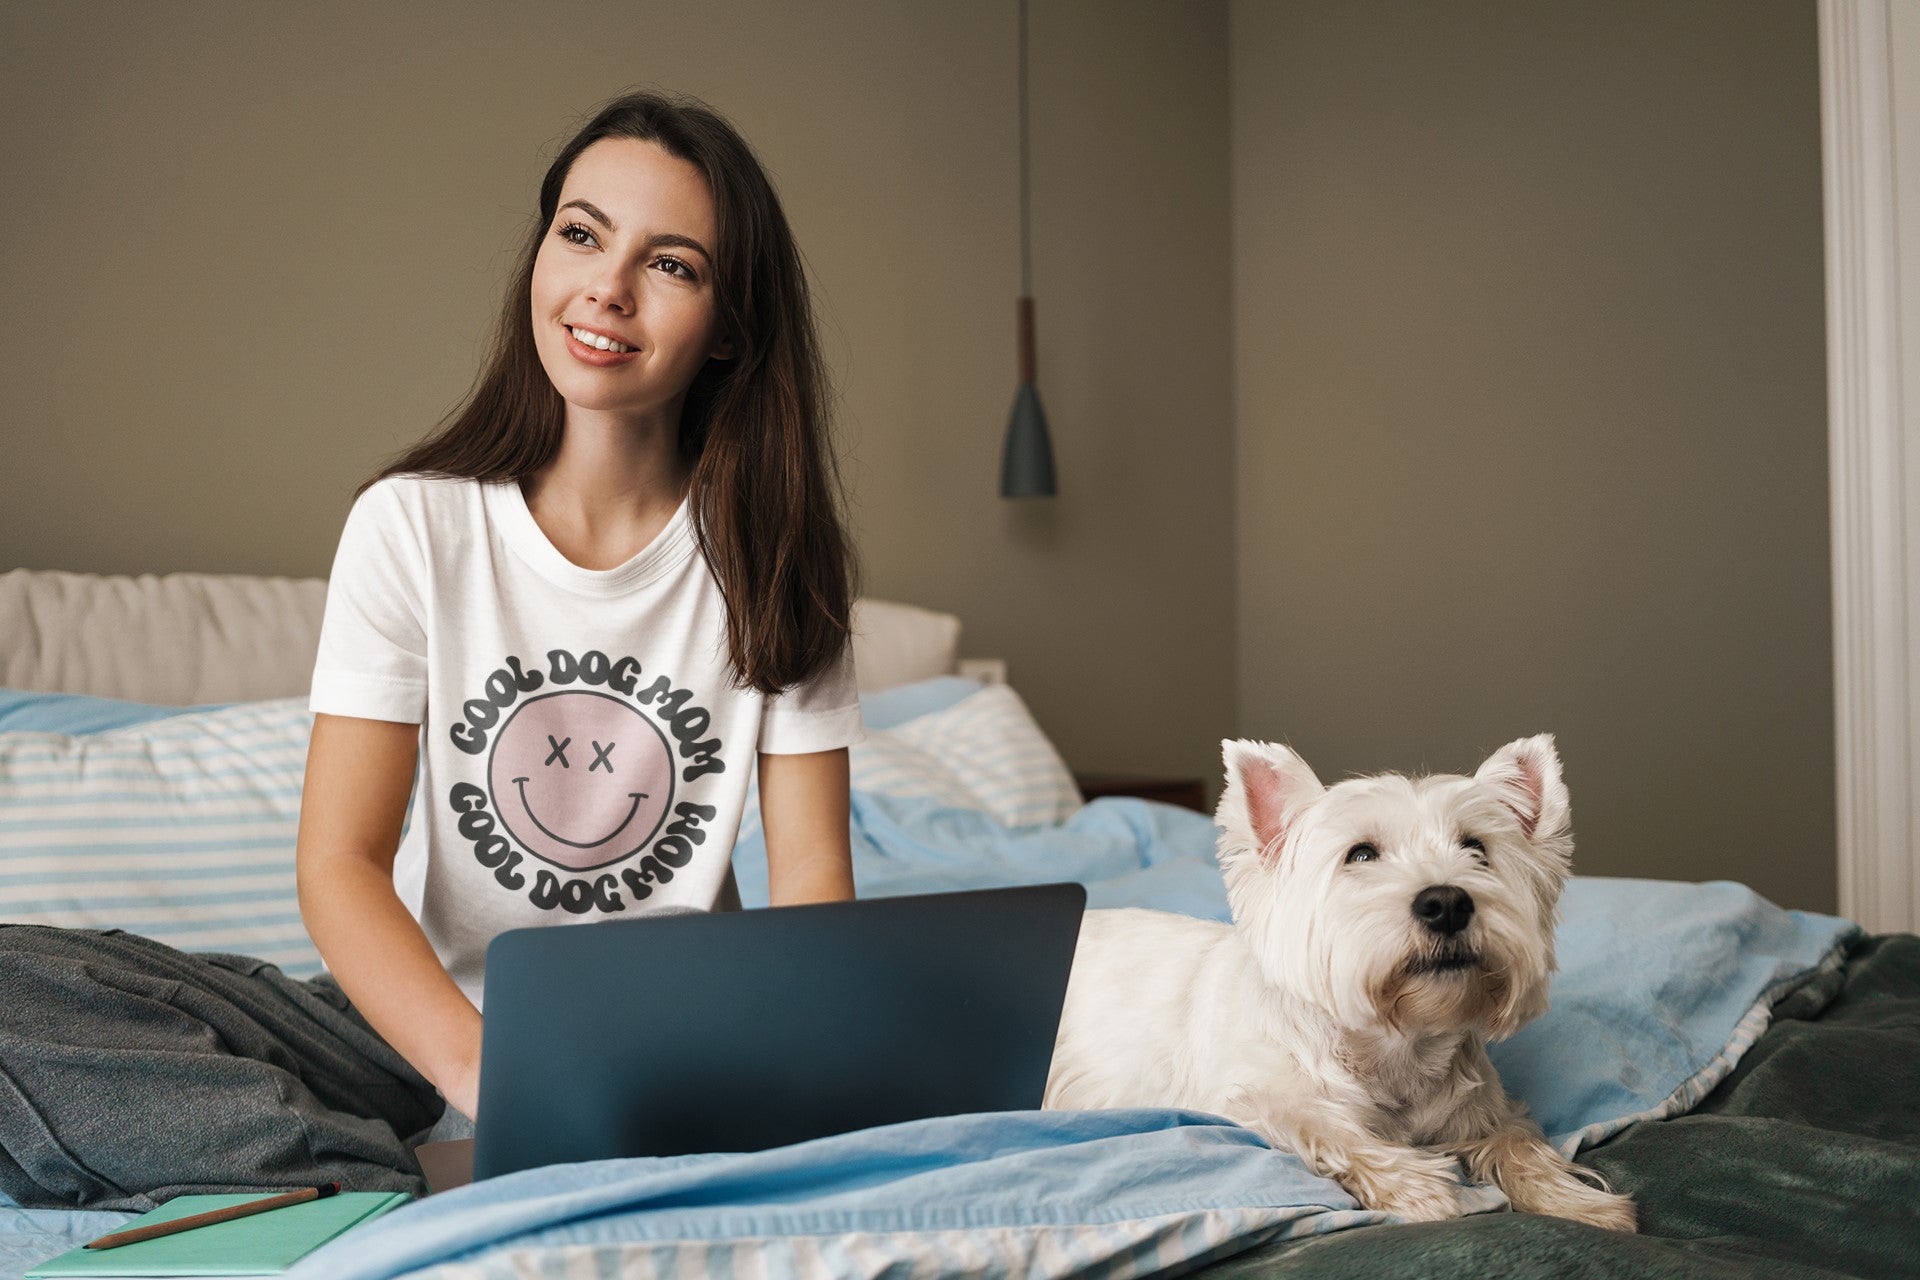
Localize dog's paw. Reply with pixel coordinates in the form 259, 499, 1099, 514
1340, 1150, 1463, 1223
1506, 1167, 1638, 1233
1547, 1184, 1638, 1234
1463, 1122, 1638, 1233
1361, 1170, 1463, 1223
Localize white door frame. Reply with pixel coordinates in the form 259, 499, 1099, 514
1819, 0, 1918, 933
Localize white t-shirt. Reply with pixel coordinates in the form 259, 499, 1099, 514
308, 473, 865, 1009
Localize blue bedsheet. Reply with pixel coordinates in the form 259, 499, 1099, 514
4, 795, 1860, 1280
733, 790, 1246, 920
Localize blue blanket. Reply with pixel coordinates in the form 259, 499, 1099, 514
6, 795, 1860, 1280
302, 1110, 1453, 1280
740, 794, 1858, 1149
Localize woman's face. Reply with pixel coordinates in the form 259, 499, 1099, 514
530, 136, 733, 426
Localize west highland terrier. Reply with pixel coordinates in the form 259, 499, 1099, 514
1044, 734, 1636, 1231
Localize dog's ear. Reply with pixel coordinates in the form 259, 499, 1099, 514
1218, 739, 1325, 868
1473, 734, 1570, 842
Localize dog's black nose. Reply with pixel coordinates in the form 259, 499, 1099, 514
1412, 885, 1475, 936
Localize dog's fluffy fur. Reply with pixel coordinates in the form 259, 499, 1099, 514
1043, 735, 1637, 1231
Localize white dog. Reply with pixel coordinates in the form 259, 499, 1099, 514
1043, 734, 1636, 1231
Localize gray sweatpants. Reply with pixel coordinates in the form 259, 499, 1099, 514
0, 925, 446, 1211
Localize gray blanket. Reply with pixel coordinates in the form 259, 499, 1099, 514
0, 925, 444, 1211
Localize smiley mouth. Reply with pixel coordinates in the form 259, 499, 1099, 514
511, 777, 648, 849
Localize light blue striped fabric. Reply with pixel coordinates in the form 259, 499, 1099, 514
888, 684, 1083, 827
737, 682, 1084, 847
0, 681, 1038, 990
0, 688, 235, 735
857, 675, 984, 729
278, 1109, 1473, 1280
0, 698, 419, 979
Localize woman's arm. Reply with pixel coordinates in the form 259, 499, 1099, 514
758, 746, 856, 906
296, 712, 485, 1118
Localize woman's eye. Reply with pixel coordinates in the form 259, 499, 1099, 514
555, 223, 695, 281
1345, 843, 1379, 865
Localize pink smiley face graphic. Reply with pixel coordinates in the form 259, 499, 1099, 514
488, 690, 674, 872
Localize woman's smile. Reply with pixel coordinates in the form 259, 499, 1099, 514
566, 322, 638, 353
563, 322, 640, 366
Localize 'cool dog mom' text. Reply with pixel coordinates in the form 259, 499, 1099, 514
442, 647, 727, 915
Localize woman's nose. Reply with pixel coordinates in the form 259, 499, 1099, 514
584, 268, 635, 313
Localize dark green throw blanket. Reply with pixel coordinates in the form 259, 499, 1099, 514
1191, 934, 1920, 1280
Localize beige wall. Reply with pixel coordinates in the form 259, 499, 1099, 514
1230, 0, 1835, 910
0, 1, 1238, 794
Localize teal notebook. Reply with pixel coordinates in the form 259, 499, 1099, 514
25, 1191, 411, 1278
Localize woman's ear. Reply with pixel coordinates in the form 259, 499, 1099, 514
710, 335, 736, 360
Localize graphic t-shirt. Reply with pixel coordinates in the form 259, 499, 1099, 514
308, 474, 865, 1009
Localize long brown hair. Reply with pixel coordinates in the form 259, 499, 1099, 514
357, 88, 859, 697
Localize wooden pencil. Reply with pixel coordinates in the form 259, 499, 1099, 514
83, 1181, 341, 1250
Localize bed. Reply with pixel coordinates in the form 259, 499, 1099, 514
1, 567, 1915, 1280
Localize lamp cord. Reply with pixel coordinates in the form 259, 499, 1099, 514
1019, 0, 1030, 299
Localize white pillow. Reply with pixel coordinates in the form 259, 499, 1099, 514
0, 568, 961, 704
0, 569, 330, 704
847, 597, 962, 694
0, 699, 330, 977
738, 683, 1083, 840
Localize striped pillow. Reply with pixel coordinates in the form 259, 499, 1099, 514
0, 699, 355, 978
890, 684, 1084, 827
738, 683, 1082, 841
2, 683, 1078, 969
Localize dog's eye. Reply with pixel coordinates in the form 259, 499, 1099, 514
1345, 843, 1379, 864
1461, 836, 1487, 861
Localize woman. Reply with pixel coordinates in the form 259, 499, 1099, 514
300, 88, 867, 1127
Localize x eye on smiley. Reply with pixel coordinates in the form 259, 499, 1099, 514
542, 736, 619, 772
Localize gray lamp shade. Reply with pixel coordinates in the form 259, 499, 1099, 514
1000, 381, 1057, 497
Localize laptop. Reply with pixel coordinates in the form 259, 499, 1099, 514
421, 882, 1086, 1189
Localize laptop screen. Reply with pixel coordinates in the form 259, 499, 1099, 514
472, 881, 1087, 1180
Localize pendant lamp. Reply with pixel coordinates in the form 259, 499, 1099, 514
1000, 0, 1057, 498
